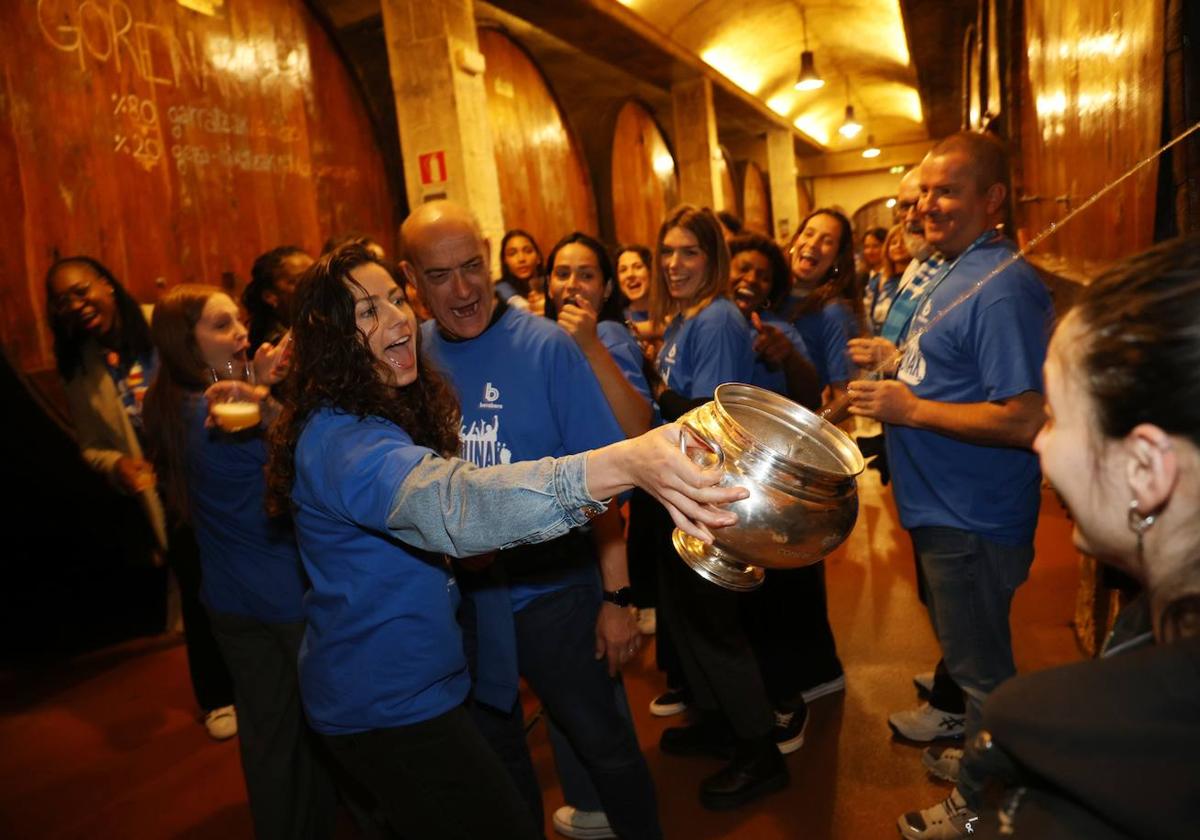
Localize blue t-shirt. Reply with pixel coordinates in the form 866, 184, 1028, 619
184, 397, 306, 624
422, 306, 624, 611
748, 309, 811, 397
790, 299, 858, 389
597, 320, 652, 404
886, 238, 1053, 544
291, 408, 470, 734
657, 297, 755, 399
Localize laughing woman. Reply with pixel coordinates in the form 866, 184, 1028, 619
262, 244, 744, 840
782, 208, 862, 401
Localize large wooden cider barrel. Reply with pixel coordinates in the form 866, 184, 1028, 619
739, 161, 772, 235
478, 28, 597, 254
610, 100, 679, 249
1, 0, 395, 376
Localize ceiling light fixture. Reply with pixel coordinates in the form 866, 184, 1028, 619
862, 135, 881, 158
838, 77, 862, 139
794, 6, 824, 91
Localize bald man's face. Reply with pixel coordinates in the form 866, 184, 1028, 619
403, 221, 494, 340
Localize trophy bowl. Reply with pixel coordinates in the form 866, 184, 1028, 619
673, 383, 865, 591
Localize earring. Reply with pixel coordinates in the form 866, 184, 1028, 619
1127, 499, 1156, 563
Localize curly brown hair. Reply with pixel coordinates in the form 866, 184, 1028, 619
265, 244, 461, 517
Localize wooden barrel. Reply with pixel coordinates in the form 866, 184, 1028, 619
610, 100, 678, 248
478, 28, 597, 255
716, 148, 737, 215
1, 0, 394, 377
739, 161, 771, 235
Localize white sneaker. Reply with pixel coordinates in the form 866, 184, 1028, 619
921, 745, 963, 783
636, 607, 656, 635
913, 671, 935, 694
889, 702, 965, 741
897, 788, 978, 839
204, 705, 237, 741
552, 806, 616, 839
800, 674, 846, 702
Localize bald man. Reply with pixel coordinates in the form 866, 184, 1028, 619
848, 133, 1052, 839
401, 202, 662, 840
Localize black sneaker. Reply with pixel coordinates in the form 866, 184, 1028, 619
772, 706, 809, 755
648, 688, 689, 717
660, 719, 734, 759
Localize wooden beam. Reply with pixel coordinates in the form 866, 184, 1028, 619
796, 139, 935, 178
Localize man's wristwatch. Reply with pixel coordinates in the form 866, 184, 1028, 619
602, 587, 634, 607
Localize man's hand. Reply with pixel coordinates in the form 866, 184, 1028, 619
595, 602, 641, 677
847, 378, 920, 426
847, 336, 899, 371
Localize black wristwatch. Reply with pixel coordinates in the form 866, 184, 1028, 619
602, 587, 634, 607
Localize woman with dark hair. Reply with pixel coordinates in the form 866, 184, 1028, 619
497, 229, 545, 314
260, 244, 743, 840
141, 284, 331, 839
545, 231, 650, 438
615, 244, 653, 325
726, 231, 842, 763
647, 205, 792, 811
45, 256, 237, 741
783, 208, 863, 399
543, 231, 654, 839
896, 238, 1200, 839
728, 232, 820, 409
242, 245, 313, 353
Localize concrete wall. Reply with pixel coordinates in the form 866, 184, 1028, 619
808, 170, 903, 219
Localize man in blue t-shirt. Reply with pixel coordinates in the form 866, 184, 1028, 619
400, 201, 661, 840
848, 133, 1052, 840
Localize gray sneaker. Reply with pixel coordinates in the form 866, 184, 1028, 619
921, 745, 963, 783
889, 702, 965, 741
897, 788, 979, 839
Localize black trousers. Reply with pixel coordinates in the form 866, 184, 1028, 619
208, 611, 339, 840
464, 585, 662, 840
657, 545, 774, 741
167, 524, 235, 712
743, 563, 843, 703
322, 706, 539, 840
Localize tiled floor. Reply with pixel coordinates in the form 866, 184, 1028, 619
0, 470, 1083, 838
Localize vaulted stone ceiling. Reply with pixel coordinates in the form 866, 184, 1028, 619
315, 0, 977, 154
615, 0, 927, 151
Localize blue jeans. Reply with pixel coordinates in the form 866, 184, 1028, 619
911, 527, 1032, 797
465, 584, 662, 840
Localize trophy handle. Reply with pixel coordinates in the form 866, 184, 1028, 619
679, 417, 725, 470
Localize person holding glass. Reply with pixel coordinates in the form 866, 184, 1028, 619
140, 285, 329, 840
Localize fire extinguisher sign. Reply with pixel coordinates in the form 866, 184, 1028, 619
418, 151, 448, 185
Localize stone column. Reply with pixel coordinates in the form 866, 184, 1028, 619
380, 0, 504, 264
671, 77, 723, 210
766, 128, 801, 243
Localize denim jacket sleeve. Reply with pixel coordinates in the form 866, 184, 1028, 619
385, 452, 607, 557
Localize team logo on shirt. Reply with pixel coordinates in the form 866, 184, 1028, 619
898, 337, 926, 386
459, 415, 513, 466
479, 381, 503, 410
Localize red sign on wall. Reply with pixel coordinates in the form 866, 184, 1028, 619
419, 151, 448, 185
